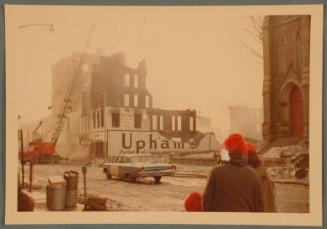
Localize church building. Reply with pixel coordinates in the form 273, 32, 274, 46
262, 15, 310, 144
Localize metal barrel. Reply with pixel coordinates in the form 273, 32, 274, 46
63, 171, 79, 208
46, 183, 67, 211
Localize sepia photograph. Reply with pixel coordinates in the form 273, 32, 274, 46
4, 4, 323, 226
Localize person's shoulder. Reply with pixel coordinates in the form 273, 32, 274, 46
244, 165, 262, 179
209, 164, 228, 174
255, 165, 268, 177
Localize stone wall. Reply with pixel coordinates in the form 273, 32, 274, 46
262, 15, 310, 143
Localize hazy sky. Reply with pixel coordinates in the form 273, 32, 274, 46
6, 5, 264, 136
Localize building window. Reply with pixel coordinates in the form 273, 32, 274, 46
152, 115, 158, 130
172, 116, 176, 131
134, 94, 138, 107
134, 114, 142, 129
145, 95, 149, 108
112, 112, 120, 128
124, 73, 130, 87
86, 116, 90, 131
100, 108, 104, 128
177, 116, 182, 131
93, 111, 96, 129
159, 116, 164, 130
96, 110, 101, 128
190, 117, 194, 131
124, 94, 130, 107
134, 75, 138, 88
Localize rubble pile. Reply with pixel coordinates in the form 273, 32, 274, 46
263, 145, 309, 180
77, 193, 136, 211
88, 158, 106, 167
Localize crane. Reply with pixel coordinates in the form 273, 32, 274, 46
23, 23, 96, 163
51, 23, 96, 144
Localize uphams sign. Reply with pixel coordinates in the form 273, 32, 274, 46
122, 133, 198, 153
103, 131, 219, 155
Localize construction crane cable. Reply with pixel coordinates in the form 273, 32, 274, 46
42, 119, 59, 139
50, 23, 96, 144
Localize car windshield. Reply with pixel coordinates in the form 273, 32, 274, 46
129, 155, 159, 163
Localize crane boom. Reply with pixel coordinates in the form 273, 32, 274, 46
51, 23, 96, 144
32, 121, 43, 141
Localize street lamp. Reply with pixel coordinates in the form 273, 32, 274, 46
18, 23, 55, 32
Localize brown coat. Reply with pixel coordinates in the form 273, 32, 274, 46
202, 154, 264, 212
255, 166, 277, 212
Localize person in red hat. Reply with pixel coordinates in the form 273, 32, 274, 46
202, 133, 264, 212
184, 192, 202, 211
247, 143, 277, 212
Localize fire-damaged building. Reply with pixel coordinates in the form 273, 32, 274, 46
21, 50, 220, 160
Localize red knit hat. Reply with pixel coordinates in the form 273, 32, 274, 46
223, 133, 248, 154
247, 143, 256, 154
184, 192, 202, 212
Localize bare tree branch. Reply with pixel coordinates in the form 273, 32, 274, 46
238, 39, 263, 59
239, 16, 264, 63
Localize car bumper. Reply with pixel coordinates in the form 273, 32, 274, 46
138, 170, 175, 177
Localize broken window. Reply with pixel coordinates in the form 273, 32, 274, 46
124, 73, 130, 87
190, 116, 194, 131
152, 115, 158, 130
159, 115, 164, 130
177, 116, 182, 131
96, 110, 101, 128
172, 116, 176, 131
134, 94, 138, 107
134, 75, 138, 88
124, 94, 130, 107
93, 111, 96, 129
100, 108, 104, 128
112, 112, 120, 128
134, 113, 142, 129
145, 95, 149, 108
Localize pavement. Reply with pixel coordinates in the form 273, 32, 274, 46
22, 189, 84, 212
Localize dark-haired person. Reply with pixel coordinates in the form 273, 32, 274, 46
202, 133, 264, 212
247, 143, 277, 212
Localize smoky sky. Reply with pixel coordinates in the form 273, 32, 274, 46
6, 5, 264, 137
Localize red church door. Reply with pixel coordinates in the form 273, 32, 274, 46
289, 86, 304, 136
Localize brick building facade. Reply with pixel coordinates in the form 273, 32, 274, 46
48, 51, 206, 159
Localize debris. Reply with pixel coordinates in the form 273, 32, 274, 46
263, 145, 309, 180
84, 197, 108, 211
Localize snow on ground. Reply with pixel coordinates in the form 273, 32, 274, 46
22, 163, 309, 212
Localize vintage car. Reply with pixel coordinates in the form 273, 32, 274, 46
102, 154, 176, 184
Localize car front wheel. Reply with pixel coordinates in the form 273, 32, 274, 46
154, 176, 161, 184
106, 172, 112, 180
127, 174, 137, 183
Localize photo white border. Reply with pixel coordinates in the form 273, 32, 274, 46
4, 4, 323, 226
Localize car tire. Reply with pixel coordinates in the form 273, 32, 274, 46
106, 172, 112, 180
127, 174, 137, 183
154, 176, 161, 184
